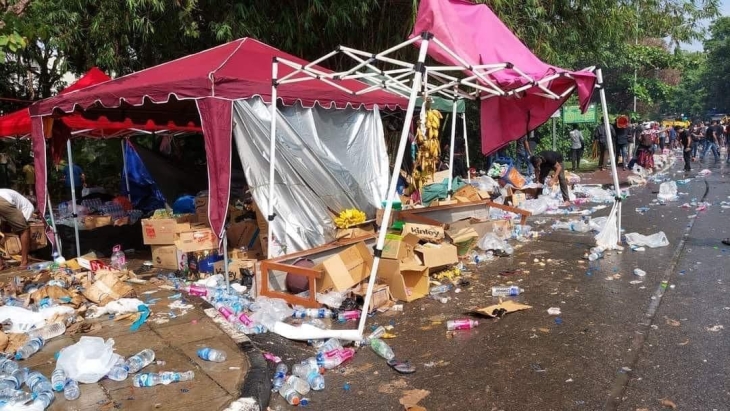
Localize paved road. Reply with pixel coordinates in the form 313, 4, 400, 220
258, 159, 730, 411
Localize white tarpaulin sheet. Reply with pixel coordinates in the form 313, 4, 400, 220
232, 98, 388, 254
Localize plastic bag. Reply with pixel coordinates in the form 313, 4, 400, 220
474, 176, 500, 193
477, 233, 514, 255
250, 297, 293, 330
552, 220, 591, 232
86, 298, 146, 319
0, 306, 46, 333
316, 291, 347, 309
624, 232, 669, 248
56, 336, 121, 383
595, 205, 620, 249
520, 198, 549, 216
657, 181, 678, 202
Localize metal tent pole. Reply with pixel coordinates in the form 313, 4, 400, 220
446, 98, 457, 198
222, 231, 230, 291
357, 33, 432, 337
66, 139, 81, 258
121, 139, 131, 201
267, 61, 279, 259
46, 189, 62, 258
462, 112, 470, 183
597, 68, 623, 241
552, 117, 557, 150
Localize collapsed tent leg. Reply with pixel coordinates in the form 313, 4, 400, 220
357, 34, 432, 337
46, 189, 62, 258
597, 68, 623, 243
446, 97, 457, 199
267, 61, 279, 259
121, 139, 131, 202
462, 112, 470, 183
66, 139, 81, 258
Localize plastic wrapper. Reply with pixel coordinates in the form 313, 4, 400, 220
520, 198, 548, 215
56, 336, 122, 383
595, 204, 620, 250
624, 232, 669, 248
477, 233, 514, 255
657, 181, 678, 202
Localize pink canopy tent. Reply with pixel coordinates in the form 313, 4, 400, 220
29, 38, 407, 245
411, 0, 596, 154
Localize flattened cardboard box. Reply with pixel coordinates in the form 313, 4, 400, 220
142, 217, 193, 245
415, 243, 459, 268
402, 222, 444, 242
454, 184, 482, 202
382, 233, 420, 260
317, 242, 374, 292
352, 283, 392, 312
376, 259, 429, 302
175, 225, 218, 253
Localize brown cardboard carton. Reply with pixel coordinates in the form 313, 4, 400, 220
175, 225, 218, 253
402, 222, 445, 242
213, 259, 256, 280
382, 233, 420, 260
352, 283, 392, 312
454, 184, 482, 202
414, 243, 459, 268
227, 220, 260, 249
142, 217, 193, 245
445, 226, 479, 256
317, 242, 374, 292
29, 222, 47, 251
376, 259, 429, 302
335, 224, 375, 240
151, 245, 187, 270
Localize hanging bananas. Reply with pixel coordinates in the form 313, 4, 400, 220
413, 109, 443, 191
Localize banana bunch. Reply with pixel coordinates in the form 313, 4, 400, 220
426, 109, 442, 139
334, 208, 366, 229
413, 109, 443, 191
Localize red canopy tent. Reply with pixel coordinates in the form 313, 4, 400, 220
29, 38, 406, 242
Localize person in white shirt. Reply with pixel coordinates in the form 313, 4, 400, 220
0, 189, 35, 267
569, 124, 584, 171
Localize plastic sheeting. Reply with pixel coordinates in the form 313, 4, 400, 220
121, 140, 166, 213
232, 98, 388, 254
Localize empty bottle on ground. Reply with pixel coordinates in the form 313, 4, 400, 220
125, 349, 156, 373
446, 319, 479, 331
133, 371, 194, 387
26, 371, 52, 393
285, 375, 310, 395
316, 348, 355, 369
64, 379, 80, 400
305, 371, 325, 391
316, 338, 342, 354
278, 380, 301, 406
0, 389, 34, 406
491, 286, 523, 297
292, 362, 321, 379
0, 357, 19, 374
0, 368, 28, 390
33, 390, 55, 409
291, 308, 334, 319
15, 337, 44, 360
370, 338, 395, 361
27, 322, 66, 341
51, 367, 67, 391
106, 358, 129, 381
197, 347, 226, 362
271, 363, 288, 392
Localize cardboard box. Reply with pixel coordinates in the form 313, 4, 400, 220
454, 185, 482, 202
352, 283, 392, 312
81, 270, 135, 305
486, 219, 513, 240
29, 222, 47, 251
375, 208, 400, 229
194, 194, 208, 209
227, 220, 260, 249
424, 169, 452, 185
175, 225, 218, 253
151, 245, 187, 270
382, 233, 420, 260
511, 192, 526, 208
447, 217, 492, 239
317, 242, 374, 292
377, 259, 429, 302
445, 225, 479, 256
142, 217, 193, 245
335, 224, 375, 240
402, 222, 445, 242
213, 258, 256, 280
414, 243, 458, 268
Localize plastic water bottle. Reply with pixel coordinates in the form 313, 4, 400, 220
491, 286, 523, 297
133, 371, 194, 387
0, 389, 35, 406
0, 357, 19, 374
26, 371, 52, 393
15, 337, 44, 360
197, 347, 226, 362
64, 379, 80, 400
235, 323, 267, 335
51, 367, 67, 392
291, 308, 334, 319
184, 284, 208, 296
633, 268, 647, 277
278, 379, 302, 406
33, 390, 55, 409
336, 310, 361, 322
370, 338, 395, 361
110, 245, 127, 270
107, 362, 129, 381
292, 362, 321, 379
285, 375, 310, 395
305, 371, 325, 391
446, 319, 479, 331
316, 338, 342, 354
28, 322, 66, 341
271, 363, 288, 392
316, 348, 355, 370
0, 368, 28, 390
429, 284, 450, 295
125, 349, 156, 373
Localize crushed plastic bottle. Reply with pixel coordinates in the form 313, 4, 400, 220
316, 348, 355, 369
429, 284, 450, 295
278, 379, 302, 406
0, 357, 19, 374
305, 370, 325, 391
26, 371, 52, 393
33, 390, 55, 409
446, 319, 479, 331
125, 349, 156, 373
587, 246, 604, 262
110, 245, 127, 271
197, 347, 226, 362
15, 337, 44, 360
51, 367, 67, 392
292, 308, 334, 319
285, 375, 311, 395
28, 322, 66, 341
336, 310, 361, 322
491, 286, 523, 297
0, 389, 35, 407
0, 367, 28, 390
133, 371, 194, 387
107, 358, 129, 381
64, 379, 80, 400
271, 363, 288, 392
369, 338, 395, 361
316, 338, 342, 354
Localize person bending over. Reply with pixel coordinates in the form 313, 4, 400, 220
531, 151, 570, 205
0, 189, 34, 267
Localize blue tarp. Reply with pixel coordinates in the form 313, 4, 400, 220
121, 140, 166, 213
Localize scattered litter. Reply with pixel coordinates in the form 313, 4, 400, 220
664, 317, 680, 327
678, 339, 690, 346
624, 232, 670, 248
659, 398, 677, 409
706, 325, 724, 332
398, 389, 430, 409
263, 352, 281, 363
633, 269, 646, 277
629, 280, 643, 285
547, 307, 561, 316
471, 301, 532, 318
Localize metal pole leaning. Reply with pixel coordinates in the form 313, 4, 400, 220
267, 60, 279, 259
447, 97, 458, 198
356, 34, 432, 337
66, 139, 81, 258
463, 112, 470, 183
597, 68, 623, 241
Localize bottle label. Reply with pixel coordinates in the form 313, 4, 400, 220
137, 374, 154, 387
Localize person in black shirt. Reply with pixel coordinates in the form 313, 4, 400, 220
530, 150, 570, 204
678, 126, 691, 172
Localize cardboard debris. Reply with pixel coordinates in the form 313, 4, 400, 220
472, 300, 532, 318
3, 333, 28, 354
30, 285, 84, 308
0, 331, 7, 351
399, 389, 430, 409
82, 270, 136, 305
377, 259, 429, 303
402, 223, 445, 242
318, 242, 374, 292
382, 234, 420, 260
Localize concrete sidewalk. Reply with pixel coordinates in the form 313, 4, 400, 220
5, 275, 268, 411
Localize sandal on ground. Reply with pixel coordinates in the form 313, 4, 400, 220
387, 359, 416, 374
722, 238, 730, 246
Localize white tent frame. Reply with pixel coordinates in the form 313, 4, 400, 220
268, 32, 621, 340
